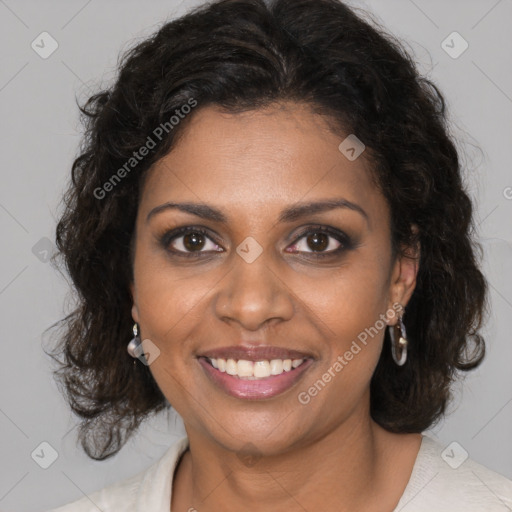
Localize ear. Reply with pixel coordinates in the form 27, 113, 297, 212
130, 282, 140, 323
387, 224, 420, 324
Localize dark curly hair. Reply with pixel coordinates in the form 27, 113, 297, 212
46, 0, 488, 460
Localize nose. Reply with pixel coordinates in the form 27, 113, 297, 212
213, 250, 295, 331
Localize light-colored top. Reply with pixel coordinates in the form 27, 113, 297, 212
47, 434, 512, 511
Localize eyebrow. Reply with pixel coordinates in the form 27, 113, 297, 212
146, 198, 369, 226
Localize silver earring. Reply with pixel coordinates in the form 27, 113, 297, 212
127, 323, 143, 359
389, 313, 408, 366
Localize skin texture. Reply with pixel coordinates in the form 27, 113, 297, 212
130, 102, 422, 512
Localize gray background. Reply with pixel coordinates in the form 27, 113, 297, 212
0, 0, 511, 510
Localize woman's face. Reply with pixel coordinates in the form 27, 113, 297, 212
130, 102, 418, 455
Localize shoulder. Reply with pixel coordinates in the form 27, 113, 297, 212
45, 436, 189, 512
46, 471, 141, 512
395, 434, 512, 512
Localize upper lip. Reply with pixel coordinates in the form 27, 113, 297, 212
198, 345, 313, 361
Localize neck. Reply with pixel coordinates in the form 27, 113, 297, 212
171, 405, 418, 512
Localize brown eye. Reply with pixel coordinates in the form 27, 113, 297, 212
163, 227, 223, 255
183, 232, 206, 251
306, 232, 329, 252
289, 229, 343, 254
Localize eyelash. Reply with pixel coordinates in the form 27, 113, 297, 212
159, 225, 353, 259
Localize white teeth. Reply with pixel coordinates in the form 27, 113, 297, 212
206, 357, 306, 378
270, 359, 283, 375
254, 360, 271, 378
237, 359, 254, 377
226, 358, 237, 375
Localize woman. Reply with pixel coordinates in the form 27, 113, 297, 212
46, 0, 512, 510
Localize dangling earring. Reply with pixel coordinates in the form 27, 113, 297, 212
127, 323, 143, 361
389, 312, 408, 366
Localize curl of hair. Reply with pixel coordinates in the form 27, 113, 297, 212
47, 0, 488, 460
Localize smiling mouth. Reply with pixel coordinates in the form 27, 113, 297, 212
197, 355, 314, 400
201, 356, 308, 379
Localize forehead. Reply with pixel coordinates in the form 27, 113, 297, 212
139, 103, 388, 229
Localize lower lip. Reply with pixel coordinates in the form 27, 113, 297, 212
198, 357, 314, 400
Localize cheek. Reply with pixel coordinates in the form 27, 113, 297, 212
293, 280, 388, 419
132, 253, 212, 411
132, 244, 211, 353
297, 254, 390, 334
292, 255, 390, 385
